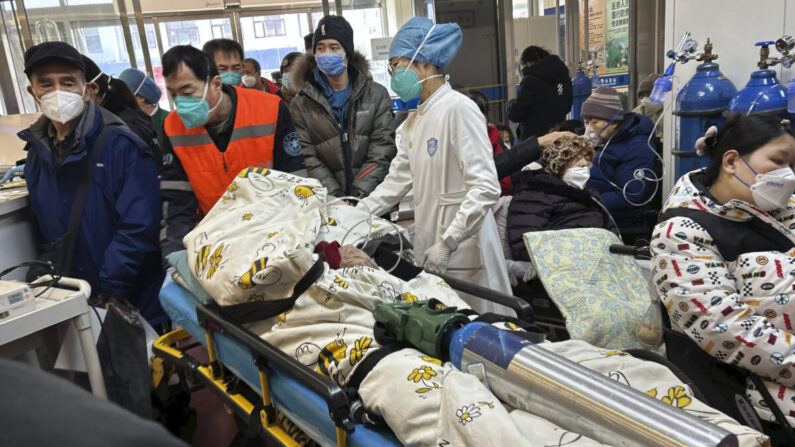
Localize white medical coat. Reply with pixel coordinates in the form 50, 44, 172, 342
359, 83, 512, 314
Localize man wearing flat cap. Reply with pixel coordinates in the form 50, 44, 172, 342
17, 41, 165, 325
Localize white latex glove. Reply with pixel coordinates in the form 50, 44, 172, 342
423, 240, 452, 274
522, 261, 537, 282
505, 259, 537, 283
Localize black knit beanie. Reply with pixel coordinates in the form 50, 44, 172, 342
313, 16, 354, 56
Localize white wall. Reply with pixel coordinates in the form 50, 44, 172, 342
662, 0, 795, 194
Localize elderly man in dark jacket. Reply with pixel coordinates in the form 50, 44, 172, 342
290, 15, 396, 197
18, 41, 164, 323
507, 46, 573, 141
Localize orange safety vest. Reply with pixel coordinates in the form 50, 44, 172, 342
165, 86, 279, 214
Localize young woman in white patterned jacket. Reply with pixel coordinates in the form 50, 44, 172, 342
652, 114, 795, 435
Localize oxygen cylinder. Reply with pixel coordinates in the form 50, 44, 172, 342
728, 42, 791, 130
571, 63, 591, 120
788, 80, 795, 113
447, 323, 738, 447
672, 39, 737, 179
374, 301, 737, 447
728, 69, 788, 116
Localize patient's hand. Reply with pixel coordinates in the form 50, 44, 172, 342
339, 245, 378, 269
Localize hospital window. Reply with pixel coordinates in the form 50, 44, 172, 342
253, 18, 286, 38
514, 0, 529, 18
65, 0, 112, 4
83, 28, 103, 53
240, 13, 305, 75
311, 12, 323, 29
166, 22, 199, 47
211, 19, 232, 39
131, 27, 157, 51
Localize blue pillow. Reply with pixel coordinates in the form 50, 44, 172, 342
165, 250, 215, 305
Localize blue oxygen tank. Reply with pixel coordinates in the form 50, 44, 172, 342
728, 42, 791, 129
571, 62, 591, 121
672, 39, 737, 179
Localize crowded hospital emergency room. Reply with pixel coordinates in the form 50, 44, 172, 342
2, 0, 795, 446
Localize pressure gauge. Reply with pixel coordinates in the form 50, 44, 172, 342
776, 35, 794, 53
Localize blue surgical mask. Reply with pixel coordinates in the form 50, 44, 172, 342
220, 71, 242, 86
174, 78, 222, 129
315, 52, 346, 77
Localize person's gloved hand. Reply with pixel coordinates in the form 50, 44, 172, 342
423, 240, 452, 274
505, 259, 537, 283
521, 261, 537, 282
0, 164, 24, 185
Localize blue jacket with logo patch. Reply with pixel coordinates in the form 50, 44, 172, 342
19, 102, 165, 323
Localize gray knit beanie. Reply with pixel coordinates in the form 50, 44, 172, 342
581, 86, 624, 121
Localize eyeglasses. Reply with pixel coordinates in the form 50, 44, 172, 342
388, 60, 405, 77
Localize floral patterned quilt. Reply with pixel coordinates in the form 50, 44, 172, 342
523, 228, 652, 350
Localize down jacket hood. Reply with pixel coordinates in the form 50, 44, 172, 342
611, 112, 656, 145
664, 169, 795, 232
291, 51, 371, 93
522, 54, 570, 86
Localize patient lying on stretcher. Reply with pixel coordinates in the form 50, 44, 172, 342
179, 168, 765, 447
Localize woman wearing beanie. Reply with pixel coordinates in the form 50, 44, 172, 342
632, 73, 664, 143
506, 135, 618, 264
290, 15, 396, 198
581, 85, 659, 237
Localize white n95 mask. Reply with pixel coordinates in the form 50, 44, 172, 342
749, 166, 795, 211
562, 165, 591, 189
37, 88, 86, 124
242, 74, 257, 88
734, 158, 795, 211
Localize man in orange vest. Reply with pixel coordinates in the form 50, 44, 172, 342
159, 45, 305, 258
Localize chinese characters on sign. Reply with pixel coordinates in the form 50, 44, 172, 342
579, 0, 629, 86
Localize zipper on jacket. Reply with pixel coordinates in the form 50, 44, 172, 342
222, 153, 228, 172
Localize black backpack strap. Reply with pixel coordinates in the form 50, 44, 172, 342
57, 124, 118, 276
660, 207, 795, 261
219, 256, 326, 324
345, 342, 405, 398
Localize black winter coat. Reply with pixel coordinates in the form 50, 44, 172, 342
507, 170, 617, 261
507, 55, 573, 141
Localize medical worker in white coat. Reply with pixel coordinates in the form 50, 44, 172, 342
358, 17, 512, 314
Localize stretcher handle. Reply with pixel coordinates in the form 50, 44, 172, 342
608, 244, 652, 260
435, 272, 534, 322
196, 303, 356, 433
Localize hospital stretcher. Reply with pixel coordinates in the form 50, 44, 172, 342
152, 251, 532, 447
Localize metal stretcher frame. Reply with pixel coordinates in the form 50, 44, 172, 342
152, 272, 533, 447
